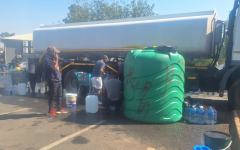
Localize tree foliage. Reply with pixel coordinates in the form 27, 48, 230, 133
63, 0, 156, 23
0, 32, 15, 43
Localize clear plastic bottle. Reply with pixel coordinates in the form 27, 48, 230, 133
196, 102, 201, 108
207, 106, 215, 125
203, 105, 208, 124
190, 105, 197, 123
103, 74, 109, 83
197, 106, 205, 124
212, 107, 217, 124
184, 105, 190, 121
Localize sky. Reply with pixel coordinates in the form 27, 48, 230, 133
0, 0, 235, 36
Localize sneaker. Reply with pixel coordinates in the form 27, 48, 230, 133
56, 108, 68, 114
47, 110, 57, 117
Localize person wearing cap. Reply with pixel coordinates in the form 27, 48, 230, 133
43, 46, 68, 116
91, 55, 108, 103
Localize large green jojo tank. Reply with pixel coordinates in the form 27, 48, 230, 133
123, 47, 185, 123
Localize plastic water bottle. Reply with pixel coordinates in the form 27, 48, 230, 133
196, 102, 201, 108
203, 105, 208, 124
190, 105, 197, 123
103, 74, 109, 82
183, 100, 189, 121
184, 105, 190, 121
207, 106, 215, 125
212, 107, 217, 124
197, 106, 205, 124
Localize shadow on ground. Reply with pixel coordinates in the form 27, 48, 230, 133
62, 97, 230, 126
0, 114, 45, 120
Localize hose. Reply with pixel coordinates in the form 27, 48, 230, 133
209, 22, 226, 67
39, 51, 47, 64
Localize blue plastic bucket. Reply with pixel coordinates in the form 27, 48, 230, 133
193, 145, 210, 150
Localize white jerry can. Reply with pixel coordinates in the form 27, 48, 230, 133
18, 83, 26, 95
85, 95, 98, 113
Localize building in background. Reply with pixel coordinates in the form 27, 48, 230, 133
0, 49, 4, 64
2, 34, 36, 64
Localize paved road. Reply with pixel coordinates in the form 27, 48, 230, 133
0, 74, 229, 150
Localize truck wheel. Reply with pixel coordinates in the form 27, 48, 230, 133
228, 79, 240, 110
64, 70, 78, 93
77, 85, 89, 105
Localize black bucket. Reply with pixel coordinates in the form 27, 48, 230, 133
202, 131, 232, 150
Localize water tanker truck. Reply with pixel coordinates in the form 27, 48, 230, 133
33, 0, 240, 109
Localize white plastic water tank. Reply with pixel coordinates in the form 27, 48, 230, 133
85, 95, 98, 113
18, 83, 26, 95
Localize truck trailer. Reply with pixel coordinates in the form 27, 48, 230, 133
33, 0, 240, 109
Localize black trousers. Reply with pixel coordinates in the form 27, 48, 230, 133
102, 94, 123, 108
48, 82, 62, 112
29, 73, 37, 93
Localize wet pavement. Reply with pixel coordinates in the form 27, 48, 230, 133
0, 74, 230, 150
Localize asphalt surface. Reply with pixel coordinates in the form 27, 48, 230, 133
0, 73, 230, 150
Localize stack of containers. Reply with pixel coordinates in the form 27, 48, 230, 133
183, 101, 217, 125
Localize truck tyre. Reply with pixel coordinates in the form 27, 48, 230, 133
64, 70, 78, 93
77, 85, 90, 105
228, 79, 240, 110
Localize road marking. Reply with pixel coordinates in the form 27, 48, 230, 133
39, 120, 106, 150
0, 108, 30, 115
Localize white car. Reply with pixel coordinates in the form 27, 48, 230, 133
18, 62, 27, 69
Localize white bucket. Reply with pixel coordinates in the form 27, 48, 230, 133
85, 95, 98, 113
18, 83, 26, 95
66, 93, 77, 108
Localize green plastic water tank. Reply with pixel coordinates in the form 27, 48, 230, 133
123, 46, 185, 123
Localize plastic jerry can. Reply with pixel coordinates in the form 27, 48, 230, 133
85, 95, 98, 113
18, 83, 26, 95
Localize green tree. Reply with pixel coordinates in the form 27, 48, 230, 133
63, 0, 156, 23
0, 32, 15, 43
